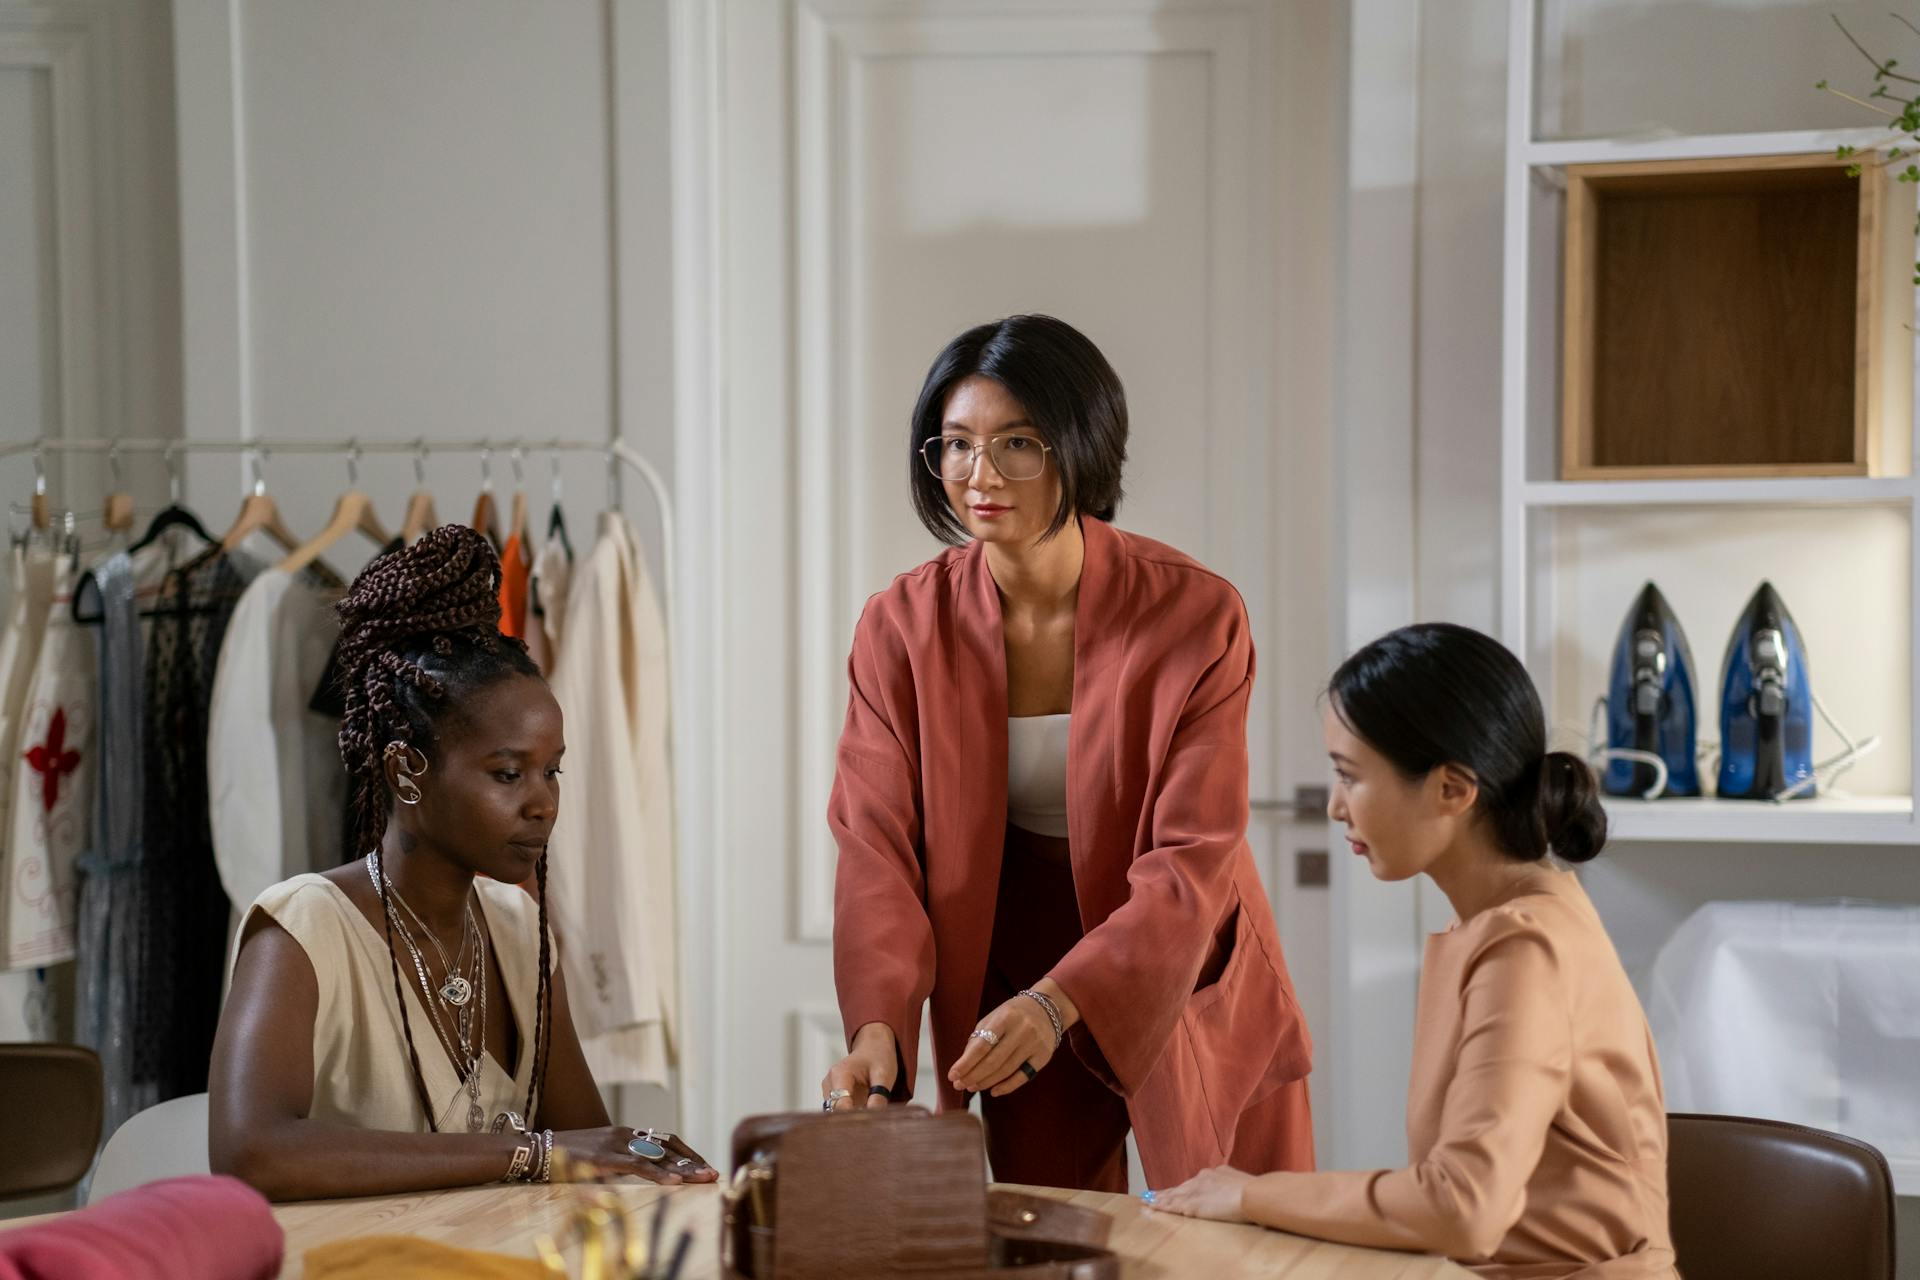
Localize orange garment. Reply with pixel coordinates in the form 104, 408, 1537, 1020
1240, 871, 1678, 1279
496, 532, 530, 639
830, 517, 1312, 1189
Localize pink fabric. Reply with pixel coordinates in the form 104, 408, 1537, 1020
0, 1175, 282, 1280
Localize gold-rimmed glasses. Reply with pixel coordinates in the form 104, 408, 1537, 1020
921, 433, 1053, 483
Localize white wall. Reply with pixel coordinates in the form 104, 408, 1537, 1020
0, 0, 182, 507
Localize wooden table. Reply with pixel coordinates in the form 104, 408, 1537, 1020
265, 1181, 1471, 1278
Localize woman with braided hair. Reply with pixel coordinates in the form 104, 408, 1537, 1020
208, 525, 716, 1200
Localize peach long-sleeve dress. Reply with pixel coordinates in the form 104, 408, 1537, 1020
1242, 871, 1678, 1279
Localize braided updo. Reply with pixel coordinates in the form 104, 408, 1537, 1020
336, 524, 540, 852
333, 523, 552, 1128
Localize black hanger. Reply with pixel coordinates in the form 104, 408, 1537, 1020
72, 503, 215, 625
547, 501, 573, 562
129, 502, 211, 554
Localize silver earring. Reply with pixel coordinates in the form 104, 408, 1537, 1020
384, 740, 428, 805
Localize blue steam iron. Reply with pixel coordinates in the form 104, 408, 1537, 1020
1717, 581, 1816, 801
1603, 582, 1700, 798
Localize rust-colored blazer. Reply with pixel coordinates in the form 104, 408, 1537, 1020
829, 518, 1313, 1184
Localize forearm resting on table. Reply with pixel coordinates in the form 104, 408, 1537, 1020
1238, 1166, 1520, 1261
215, 1117, 526, 1202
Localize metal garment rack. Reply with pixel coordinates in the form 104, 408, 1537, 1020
0, 435, 677, 644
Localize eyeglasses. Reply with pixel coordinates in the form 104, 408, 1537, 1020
921, 434, 1053, 483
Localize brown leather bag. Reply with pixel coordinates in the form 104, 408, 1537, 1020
719, 1106, 1119, 1279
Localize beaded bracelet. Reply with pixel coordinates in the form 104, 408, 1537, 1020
1018, 988, 1064, 1048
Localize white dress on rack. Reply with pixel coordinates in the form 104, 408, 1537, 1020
1, 549, 98, 969
207, 567, 347, 919
0, 542, 58, 848
545, 512, 676, 1087
0, 542, 62, 1037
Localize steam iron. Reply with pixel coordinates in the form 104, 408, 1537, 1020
1717, 581, 1815, 801
1602, 583, 1700, 798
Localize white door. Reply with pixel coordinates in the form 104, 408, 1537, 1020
674, 0, 1344, 1162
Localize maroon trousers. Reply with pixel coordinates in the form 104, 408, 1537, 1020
977, 825, 1313, 1193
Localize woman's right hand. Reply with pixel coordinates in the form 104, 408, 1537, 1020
551, 1127, 721, 1184
821, 1021, 898, 1111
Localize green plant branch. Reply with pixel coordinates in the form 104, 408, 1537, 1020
1833, 13, 1920, 84
1821, 82, 1901, 115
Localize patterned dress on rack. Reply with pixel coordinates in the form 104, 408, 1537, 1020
133, 544, 262, 1102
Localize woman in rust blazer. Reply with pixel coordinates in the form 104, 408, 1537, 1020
823, 315, 1314, 1192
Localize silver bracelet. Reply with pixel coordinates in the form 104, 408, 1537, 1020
1018, 989, 1064, 1048
504, 1140, 532, 1182
535, 1129, 555, 1184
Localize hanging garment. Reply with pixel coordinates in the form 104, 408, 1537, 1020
207, 569, 345, 919
0, 542, 58, 854
496, 532, 530, 640
136, 542, 262, 1101
74, 543, 161, 1137
545, 512, 676, 1086
2, 549, 99, 970
0, 967, 60, 1041
524, 519, 572, 677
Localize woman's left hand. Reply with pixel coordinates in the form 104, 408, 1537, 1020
1147, 1165, 1254, 1223
947, 994, 1059, 1097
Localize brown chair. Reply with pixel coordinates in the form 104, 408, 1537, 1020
1667, 1111, 1897, 1280
0, 1043, 103, 1198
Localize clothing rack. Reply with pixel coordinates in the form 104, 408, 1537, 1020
0, 436, 677, 655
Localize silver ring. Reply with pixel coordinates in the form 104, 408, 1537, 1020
823, 1088, 851, 1111
969, 1028, 1000, 1048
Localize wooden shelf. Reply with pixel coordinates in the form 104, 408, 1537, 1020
1601, 795, 1916, 845
1521, 476, 1913, 508
1525, 127, 1896, 169
1561, 154, 1888, 480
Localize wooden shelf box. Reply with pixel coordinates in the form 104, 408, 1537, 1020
1561, 153, 1911, 480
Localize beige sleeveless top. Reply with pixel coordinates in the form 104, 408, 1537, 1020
241, 873, 546, 1133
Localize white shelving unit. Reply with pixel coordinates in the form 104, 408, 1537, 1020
1500, 1, 1920, 851
1505, 0, 1920, 1203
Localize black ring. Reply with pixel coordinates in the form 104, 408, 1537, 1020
1018, 1061, 1036, 1082
869, 1084, 893, 1101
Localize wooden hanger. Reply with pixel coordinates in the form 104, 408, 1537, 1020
507, 444, 528, 545
402, 440, 439, 544
29, 450, 49, 532
469, 446, 501, 549
278, 444, 392, 575
220, 450, 301, 553
102, 444, 135, 535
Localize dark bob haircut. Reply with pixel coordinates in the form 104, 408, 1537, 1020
1327, 623, 1608, 865
908, 314, 1128, 545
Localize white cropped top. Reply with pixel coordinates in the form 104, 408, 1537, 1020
1007, 713, 1071, 838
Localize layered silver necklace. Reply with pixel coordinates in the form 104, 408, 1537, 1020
368, 849, 490, 1132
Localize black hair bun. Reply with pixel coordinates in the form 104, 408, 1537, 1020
1539, 751, 1607, 864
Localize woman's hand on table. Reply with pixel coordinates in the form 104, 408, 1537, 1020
553, 1127, 720, 1184
949, 980, 1078, 1098
1145, 1165, 1254, 1223
822, 1021, 899, 1111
